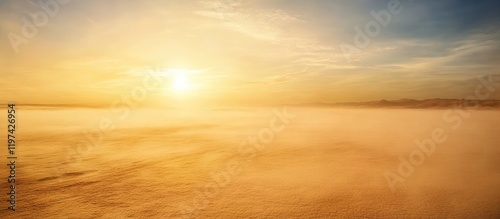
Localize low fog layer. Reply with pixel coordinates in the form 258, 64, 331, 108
3, 107, 499, 218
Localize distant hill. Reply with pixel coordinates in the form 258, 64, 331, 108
297, 99, 500, 109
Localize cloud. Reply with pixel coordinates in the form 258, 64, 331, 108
1, 0, 500, 105
196, 0, 302, 41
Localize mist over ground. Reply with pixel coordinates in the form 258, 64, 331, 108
2, 107, 499, 218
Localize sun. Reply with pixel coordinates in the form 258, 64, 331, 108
161, 68, 204, 95
173, 73, 188, 91
168, 69, 194, 93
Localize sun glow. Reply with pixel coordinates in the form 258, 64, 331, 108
173, 74, 188, 91
167, 68, 196, 93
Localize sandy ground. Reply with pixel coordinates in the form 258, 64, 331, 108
1, 107, 499, 218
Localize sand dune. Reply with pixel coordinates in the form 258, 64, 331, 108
1, 107, 499, 218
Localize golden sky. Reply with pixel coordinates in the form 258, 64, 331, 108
1, 0, 499, 107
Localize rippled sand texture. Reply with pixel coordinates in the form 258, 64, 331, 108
2, 107, 499, 218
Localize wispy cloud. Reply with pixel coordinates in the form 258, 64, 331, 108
1, 0, 499, 105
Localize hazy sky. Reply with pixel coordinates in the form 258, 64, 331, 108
1, 0, 499, 106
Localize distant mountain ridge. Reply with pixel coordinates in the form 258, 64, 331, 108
298, 99, 500, 109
